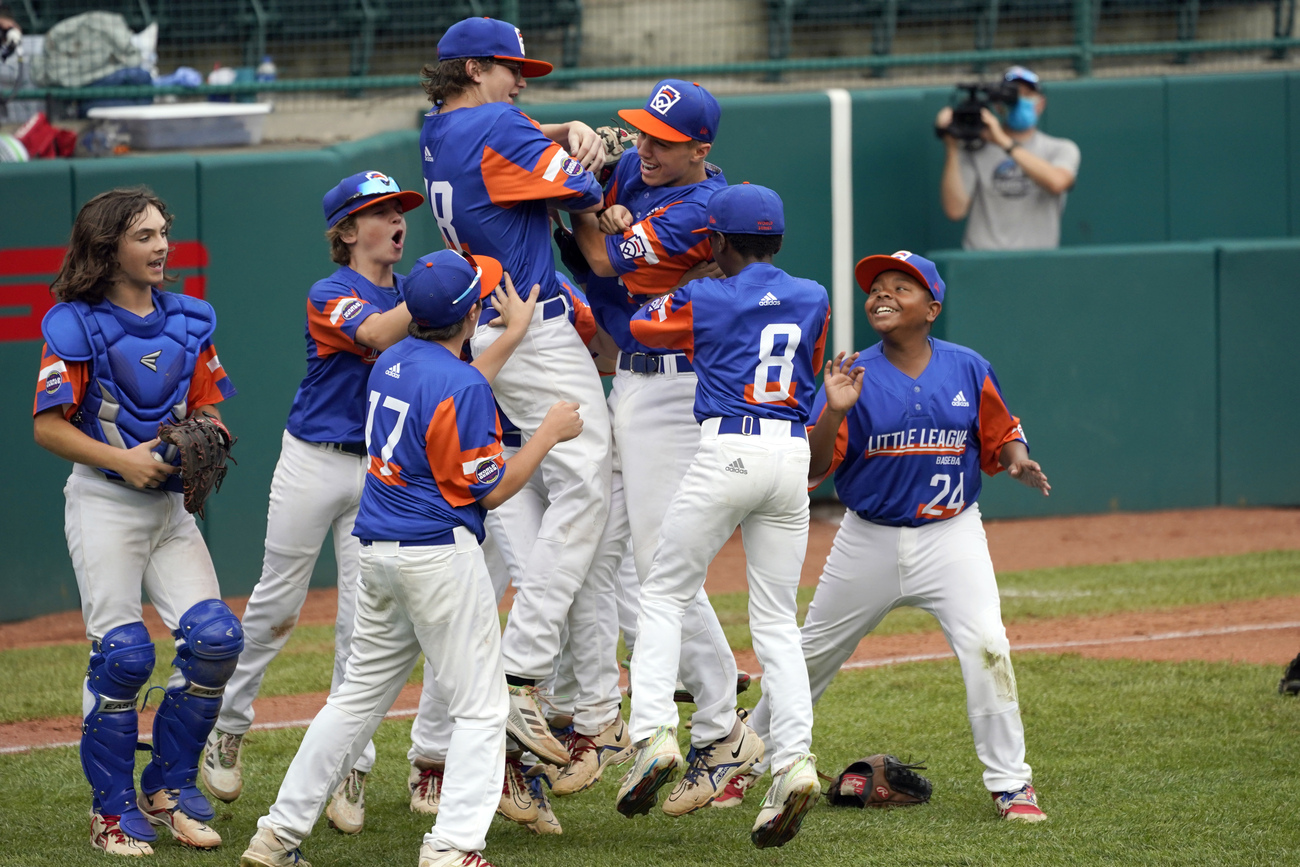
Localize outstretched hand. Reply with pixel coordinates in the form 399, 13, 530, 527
567, 122, 606, 175
487, 272, 539, 330
1007, 458, 1051, 496
822, 352, 864, 413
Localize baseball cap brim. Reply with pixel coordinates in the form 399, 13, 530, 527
349, 190, 426, 219
496, 55, 553, 77
618, 108, 692, 143
854, 255, 937, 297
466, 253, 504, 299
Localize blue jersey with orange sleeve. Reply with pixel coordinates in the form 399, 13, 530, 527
629, 262, 830, 423
811, 339, 1027, 527
351, 337, 505, 545
420, 103, 602, 305
585, 159, 726, 355
286, 266, 405, 444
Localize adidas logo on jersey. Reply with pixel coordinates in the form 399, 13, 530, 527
759, 292, 780, 307
423, 146, 433, 162
724, 458, 748, 475
385, 363, 401, 379
951, 391, 969, 407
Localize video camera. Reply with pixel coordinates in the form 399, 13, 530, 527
936, 81, 1021, 149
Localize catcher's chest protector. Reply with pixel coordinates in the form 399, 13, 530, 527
43, 292, 214, 476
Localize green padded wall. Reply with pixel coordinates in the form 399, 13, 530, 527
1048, 77, 1168, 245
1290, 72, 1300, 236
195, 148, 346, 597
1216, 239, 1300, 506
1167, 73, 1291, 241
930, 244, 1219, 518
0, 161, 77, 622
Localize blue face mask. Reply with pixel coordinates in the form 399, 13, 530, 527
1005, 97, 1039, 132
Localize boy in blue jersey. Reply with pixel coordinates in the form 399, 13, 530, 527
241, 250, 583, 867
741, 251, 1052, 823
618, 184, 830, 849
419, 15, 613, 768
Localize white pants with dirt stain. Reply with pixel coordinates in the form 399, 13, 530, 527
747, 503, 1033, 792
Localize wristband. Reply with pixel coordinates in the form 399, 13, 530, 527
1005, 142, 1020, 156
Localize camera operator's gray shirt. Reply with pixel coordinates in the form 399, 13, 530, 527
959, 130, 1080, 251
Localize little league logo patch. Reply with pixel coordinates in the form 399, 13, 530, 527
561, 157, 584, 176
649, 84, 683, 116
44, 371, 63, 394
619, 235, 648, 261
514, 27, 526, 55
363, 171, 394, 188
340, 299, 365, 321
646, 295, 667, 312
892, 250, 913, 261
475, 459, 501, 485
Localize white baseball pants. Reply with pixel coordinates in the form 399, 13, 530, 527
217, 431, 377, 773
629, 418, 812, 770
65, 465, 221, 711
613, 367, 739, 746
746, 504, 1033, 792
470, 304, 612, 681
261, 530, 506, 854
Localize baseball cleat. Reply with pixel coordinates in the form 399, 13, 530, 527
418, 844, 497, 867
505, 685, 571, 766
90, 811, 155, 857
201, 729, 245, 803
524, 770, 563, 835
750, 754, 820, 849
138, 787, 222, 849
712, 769, 761, 808
993, 784, 1047, 822
672, 671, 753, 703
239, 827, 311, 867
1279, 652, 1300, 696
551, 716, 631, 796
409, 758, 444, 815
498, 755, 540, 824
663, 717, 764, 816
325, 768, 366, 834
615, 726, 684, 817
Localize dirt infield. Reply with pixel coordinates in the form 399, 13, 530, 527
1, 505, 1297, 751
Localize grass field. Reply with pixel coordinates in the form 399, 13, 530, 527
1, 550, 1297, 866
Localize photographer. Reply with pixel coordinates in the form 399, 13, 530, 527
936, 66, 1080, 250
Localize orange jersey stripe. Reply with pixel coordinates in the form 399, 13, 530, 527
482, 142, 585, 207
187, 345, 230, 412
977, 374, 1024, 476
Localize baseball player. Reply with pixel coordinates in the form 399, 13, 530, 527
735, 251, 1051, 823
419, 15, 613, 768
617, 183, 830, 850
559, 80, 757, 809
33, 188, 241, 855
202, 171, 425, 833
240, 249, 583, 867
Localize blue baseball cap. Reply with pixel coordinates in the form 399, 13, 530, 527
405, 250, 504, 329
692, 183, 784, 236
854, 251, 946, 303
437, 17, 553, 77
618, 79, 720, 143
323, 171, 424, 229
1003, 65, 1041, 91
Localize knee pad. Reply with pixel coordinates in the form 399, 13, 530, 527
142, 600, 244, 820
81, 622, 157, 841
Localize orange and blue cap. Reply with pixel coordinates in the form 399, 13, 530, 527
437, 17, 553, 78
692, 183, 784, 236
619, 79, 720, 144
854, 250, 946, 303
323, 171, 424, 228
406, 249, 504, 329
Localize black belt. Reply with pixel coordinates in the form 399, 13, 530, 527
716, 415, 808, 439
502, 431, 522, 448
318, 441, 366, 457
618, 351, 694, 375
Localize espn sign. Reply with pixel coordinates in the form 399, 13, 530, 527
0, 242, 209, 343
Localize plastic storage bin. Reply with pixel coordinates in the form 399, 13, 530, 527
85, 102, 272, 150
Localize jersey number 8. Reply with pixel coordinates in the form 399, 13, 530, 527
750, 323, 802, 405
427, 180, 463, 253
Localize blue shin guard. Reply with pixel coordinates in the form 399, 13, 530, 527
81, 622, 157, 842
141, 600, 243, 822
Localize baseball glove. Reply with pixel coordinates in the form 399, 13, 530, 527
595, 124, 636, 185
158, 415, 237, 519
825, 755, 932, 808
1280, 651, 1300, 696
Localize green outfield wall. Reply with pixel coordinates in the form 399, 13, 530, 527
2, 72, 1298, 621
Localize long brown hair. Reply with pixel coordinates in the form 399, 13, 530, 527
421, 57, 494, 107
50, 187, 176, 304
